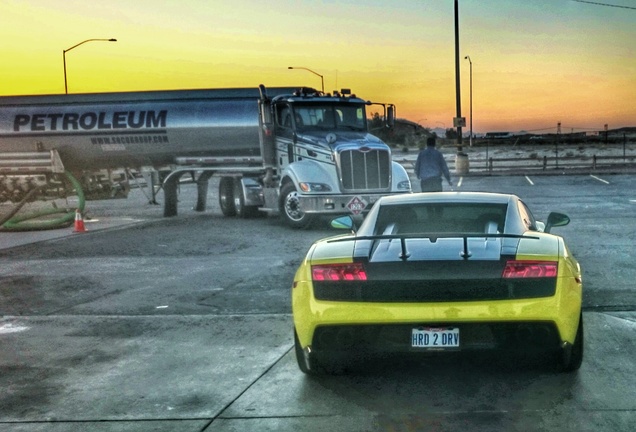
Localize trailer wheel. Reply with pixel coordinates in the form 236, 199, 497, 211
219, 177, 236, 217
233, 179, 259, 218
279, 182, 314, 229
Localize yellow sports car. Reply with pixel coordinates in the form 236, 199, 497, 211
292, 192, 583, 374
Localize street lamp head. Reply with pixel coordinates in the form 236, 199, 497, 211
287, 66, 324, 93
63, 38, 119, 94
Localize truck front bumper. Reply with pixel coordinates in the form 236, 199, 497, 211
298, 192, 408, 215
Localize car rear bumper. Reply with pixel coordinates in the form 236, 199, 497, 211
309, 321, 562, 354
292, 280, 582, 353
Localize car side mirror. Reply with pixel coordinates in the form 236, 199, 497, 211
545, 212, 570, 233
331, 215, 356, 233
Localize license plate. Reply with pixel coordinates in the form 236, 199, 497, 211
411, 327, 460, 349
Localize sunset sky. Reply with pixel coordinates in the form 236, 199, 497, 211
1, 0, 634, 134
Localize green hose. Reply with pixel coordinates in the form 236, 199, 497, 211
0, 171, 86, 231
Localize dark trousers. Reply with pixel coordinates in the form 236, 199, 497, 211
420, 177, 442, 192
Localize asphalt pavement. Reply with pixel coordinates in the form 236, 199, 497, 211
0, 215, 146, 249
1, 172, 636, 431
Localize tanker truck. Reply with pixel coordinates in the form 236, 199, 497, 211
0, 85, 411, 229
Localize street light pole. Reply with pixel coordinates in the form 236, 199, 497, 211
464, 55, 473, 147
63, 38, 117, 94
287, 66, 324, 93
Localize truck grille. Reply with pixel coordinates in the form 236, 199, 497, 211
339, 148, 390, 192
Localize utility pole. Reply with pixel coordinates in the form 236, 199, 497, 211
452, 0, 469, 175
454, 0, 463, 153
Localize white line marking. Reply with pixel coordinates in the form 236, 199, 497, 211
457, 177, 463, 188
0, 323, 30, 334
630, 200, 636, 203
590, 175, 610, 184
525, 176, 534, 185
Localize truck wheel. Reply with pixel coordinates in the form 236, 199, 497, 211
233, 179, 259, 218
218, 177, 236, 217
279, 183, 314, 229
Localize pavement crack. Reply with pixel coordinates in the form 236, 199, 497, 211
198, 345, 294, 432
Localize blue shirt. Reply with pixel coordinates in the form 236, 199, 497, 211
414, 146, 451, 182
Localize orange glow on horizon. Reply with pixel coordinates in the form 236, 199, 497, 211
1, 0, 634, 134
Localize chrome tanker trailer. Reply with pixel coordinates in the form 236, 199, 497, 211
0, 85, 411, 229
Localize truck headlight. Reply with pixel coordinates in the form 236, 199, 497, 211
299, 182, 332, 192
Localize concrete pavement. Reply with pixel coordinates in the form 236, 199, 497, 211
1, 312, 635, 431
2, 177, 636, 431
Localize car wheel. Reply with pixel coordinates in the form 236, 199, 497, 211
294, 331, 317, 375
279, 183, 315, 229
294, 331, 344, 375
218, 177, 236, 217
557, 313, 584, 372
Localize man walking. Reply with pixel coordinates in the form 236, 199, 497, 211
414, 137, 453, 192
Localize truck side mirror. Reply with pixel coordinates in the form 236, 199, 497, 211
387, 105, 395, 128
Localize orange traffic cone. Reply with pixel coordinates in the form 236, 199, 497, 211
73, 209, 87, 233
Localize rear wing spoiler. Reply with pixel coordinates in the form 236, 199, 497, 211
328, 232, 540, 261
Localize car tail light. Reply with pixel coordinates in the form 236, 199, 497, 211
312, 263, 367, 281
502, 260, 558, 278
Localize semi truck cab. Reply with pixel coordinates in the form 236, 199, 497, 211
242, 86, 412, 228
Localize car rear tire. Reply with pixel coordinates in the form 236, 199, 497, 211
294, 331, 316, 375
294, 331, 344, 375
557, 313, 584, 372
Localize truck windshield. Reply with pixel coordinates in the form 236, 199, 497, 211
293, 104, 366, 131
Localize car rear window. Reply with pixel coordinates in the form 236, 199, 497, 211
375, 203, 508, 235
